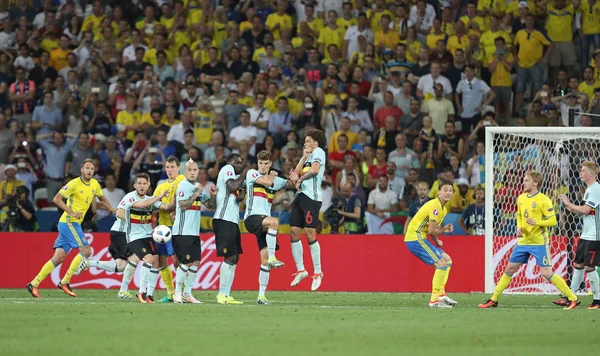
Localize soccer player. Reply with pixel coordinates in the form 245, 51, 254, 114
26, 159, 115, 298
74, 208, 141, 299
404, 180, 457, 308
244, 150, 297, 304
118, 173, 174, 303
153, 156, 185, 303
172, 159, 217, 304
479, 171, 579, 309
214, 154, 248, 305
289, 129, 328, 291
554, 161, 600, 309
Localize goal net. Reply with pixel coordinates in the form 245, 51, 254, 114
484, 127, 600, 294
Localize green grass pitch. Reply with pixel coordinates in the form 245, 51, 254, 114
2, 290, 600, 355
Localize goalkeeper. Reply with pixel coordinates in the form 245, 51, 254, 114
479, 171, 579, 309
554, 161, 600, 309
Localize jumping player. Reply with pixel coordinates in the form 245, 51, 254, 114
289, 129, 328, 291
404, 180, 457, 308
172, 159, 217, 304
214, 154, 248, 305
479, 171, 578, 309
153, 156, 185, 303
27, 159, 115, 298
244, 150, 297, 304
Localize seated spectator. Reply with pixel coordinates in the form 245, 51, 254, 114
132, 146, 165, 187
11, 185, 37, 232
366, 147, 388, 189
450, 178, 475, 213
96, 173, 125, 220
399, 97, 424, 147
154, 128, 176, 162
458, 185, 485, 235
373, 91, 403, 129
65, 132, 94, 178
388, 132, 420, 179
342, 95, 373, 133
404, 181, 430, 230
365, 175, 399, 234
268, 96, 294, 149
229, 110, 258, 155
0, 164, 25, 221
385, 161, 405, 198
338, 181, 365, 234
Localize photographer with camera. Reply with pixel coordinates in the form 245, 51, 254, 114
332, 180, 365, 234
10, 185, 37, 232
0, 164, 25, 229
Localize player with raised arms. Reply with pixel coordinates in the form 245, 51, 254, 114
289, 129, 328, 291
244, 150, 298, 304
214, 154, 248, 304
172, 159, 217, 304
27, 158, 115, 298
554, 161, 600, 309
152, 155, 186, 303
479, 171, 579, 309
117, 173, 175, 303
404, 179, 457, 308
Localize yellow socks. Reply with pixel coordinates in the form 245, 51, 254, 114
31, 260, 57, 287
61, 253, 83, 285
549, 274, 577, 301
440, 263, 452, 296
491, 272, 512, 302
160, 266, 175, 298
430, 266, 448, 302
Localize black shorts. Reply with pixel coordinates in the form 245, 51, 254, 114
245, 215, 280, 252
574, 239, 600, 266
172, 235, 201, 264
128, 237, 157, 259
290, 193, 322, 229
213, 219, 242, 257
108, 231, 132, 260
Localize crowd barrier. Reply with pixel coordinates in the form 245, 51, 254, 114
2, 233, 484, 292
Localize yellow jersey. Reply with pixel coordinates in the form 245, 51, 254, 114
317, 26, 346, 58
82, 14, 105, 32
580, 0, 600, 35
265, 13, 293, 40
460, 15, 488, 33
440, 22, 456, 37
489, 52, 514, 87
480, 30, 511, 63
154, 174, 185, 226
298, 17, 324, 36
426, 33, 447, 50
375, 30, 401, 51
579, 80, 600, 103
428, 181, 457, 210
116, 110, 142, 141
513, 29, 551, 68
337, 17, 357, 30
401, 40, 422, 64
447, 34, 469, 55
192, 110, 213, 145
450, 189, 475, 212
404, 198, 448, 242
477, 0, 508, 14
546, 4, 575, 42
59, 177, 103, 224
49, 48, 72, 72
367, 9, 395, 33
516, 192, 556, 246
143, 48, 174, 66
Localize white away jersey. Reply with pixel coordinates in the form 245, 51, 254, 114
581, 182, 600, 241
214, 164, 243, 224
244, 169, 288, 219
299, 147, 326, 202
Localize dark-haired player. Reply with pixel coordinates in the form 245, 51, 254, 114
289, 129, 328, 291
404, 180, 456, 308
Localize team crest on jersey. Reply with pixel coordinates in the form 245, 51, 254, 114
227, 170, 233, 176
80, 190, 84, 193
532, 202, 536, 208
62, 185, 68, 190
433, 209, 439, 216
120, 201, 125, 206
223, 248, 228, 254
91, 189, 96, 194
186, 254, 190, 260
252, 172, 259, 178
142, 248, 147, 253
178, 191, 184, 197
129, 197, 135, 203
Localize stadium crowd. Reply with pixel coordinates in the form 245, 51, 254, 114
0, 0, 598, 233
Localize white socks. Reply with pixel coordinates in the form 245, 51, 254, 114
184, 266, 198, 297
139, 263, 151, 294
175, 265, 188, 294
119, 262, 136, 293
309, 240, 322, 274
219, 262, 234, 295
266, 229, 277, 259
147, 268, 159, 297
90, 260, 117, 272
259, 265, 270, 297
291, 240, 305, 271
571, 268, 585, 292
588, 269, 600, 300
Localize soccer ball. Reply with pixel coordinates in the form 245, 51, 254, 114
152, 225, 172, 244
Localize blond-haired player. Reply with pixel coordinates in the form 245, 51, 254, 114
479, 171, 579, 309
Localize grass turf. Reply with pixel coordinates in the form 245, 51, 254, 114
2, 289, 600, 355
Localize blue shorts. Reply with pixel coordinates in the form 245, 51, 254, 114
156, 225, 175, 256
54, 222, 88, 254
508, 245, 552, 267
405, 239, 444, 265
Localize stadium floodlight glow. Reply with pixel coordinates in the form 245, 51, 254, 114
485, 126, 600, 294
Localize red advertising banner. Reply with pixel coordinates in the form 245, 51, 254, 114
3, 233, 485, 293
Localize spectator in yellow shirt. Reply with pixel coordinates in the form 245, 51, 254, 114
512, 14, 552, 115
135, 5, 160, 42
426, 17, 448, 50
541, 0, 578, 85
579, 0, 600, 65
318, 11, 346, 60
375, 15, 400, 53
447, 21, 469, 55
266, 0, 293, 40
49, 35, 72, 72
461, 2, 487, 35
579, 66, 600, 103
488, 37, 514, 125
298, 4, 324, 39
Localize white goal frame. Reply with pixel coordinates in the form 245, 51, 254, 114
484, 127, 600, 294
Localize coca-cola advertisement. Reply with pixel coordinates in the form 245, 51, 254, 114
493, 236, 571, 293
5, 233, 485, 292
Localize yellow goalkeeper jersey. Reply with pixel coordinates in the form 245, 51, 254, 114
154, 174, 185, 226
516, 191, 557, 246
404, 198, 447, 242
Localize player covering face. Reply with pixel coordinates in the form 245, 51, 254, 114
479, 171, 578, 309
404, 180, 457, 308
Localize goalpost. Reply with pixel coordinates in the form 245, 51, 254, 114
484, 127, 600, 294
